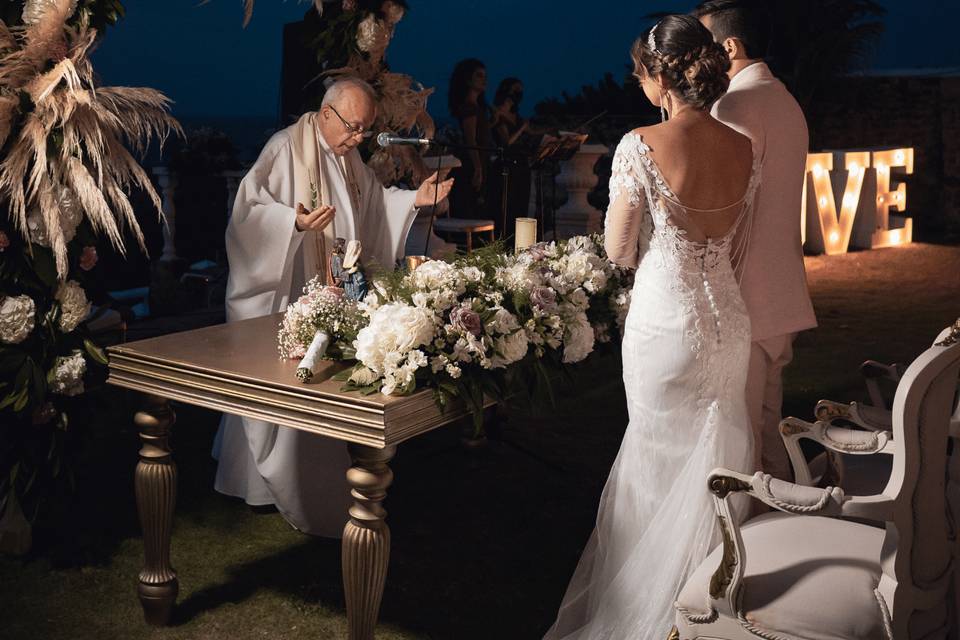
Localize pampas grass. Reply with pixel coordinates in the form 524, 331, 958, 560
0, 1, 181, 278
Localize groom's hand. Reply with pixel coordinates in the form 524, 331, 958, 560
295, 203, 336, 232
414, 172, 454, 208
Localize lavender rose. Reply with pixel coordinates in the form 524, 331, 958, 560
530, 286, 557, 312
449, 305, 482, 337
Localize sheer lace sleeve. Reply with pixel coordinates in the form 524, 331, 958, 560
604, 134, 652, 269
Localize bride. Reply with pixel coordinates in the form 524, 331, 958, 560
545, 14, 759, 640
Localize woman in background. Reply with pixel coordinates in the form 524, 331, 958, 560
447, 58, 491, 220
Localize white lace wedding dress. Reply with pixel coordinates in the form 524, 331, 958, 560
545, 132, 760, 640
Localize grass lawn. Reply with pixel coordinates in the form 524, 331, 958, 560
2, 242, 958, 640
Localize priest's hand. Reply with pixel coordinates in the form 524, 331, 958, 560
295, 203, 336, 232
414, 172, 454, 208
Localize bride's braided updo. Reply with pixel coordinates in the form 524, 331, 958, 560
632, 14, 731, 111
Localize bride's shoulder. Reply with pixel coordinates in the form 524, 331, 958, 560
617, 126, 656, 155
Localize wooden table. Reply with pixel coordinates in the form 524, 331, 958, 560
107, 313, 477, 639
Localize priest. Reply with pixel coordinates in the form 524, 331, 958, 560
213, 77, 453, 536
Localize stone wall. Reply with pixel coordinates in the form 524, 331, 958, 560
806, 73, 960, 241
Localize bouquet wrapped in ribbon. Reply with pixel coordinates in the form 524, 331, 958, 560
277, 281, 364, 381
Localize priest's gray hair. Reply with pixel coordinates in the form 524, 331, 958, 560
322, 77, 377, 108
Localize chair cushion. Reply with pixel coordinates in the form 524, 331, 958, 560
676, 513, 887, 640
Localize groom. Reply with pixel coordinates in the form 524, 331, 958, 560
695, 0, 817, 481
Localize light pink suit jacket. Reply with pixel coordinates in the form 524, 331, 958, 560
712, 62, 817, 341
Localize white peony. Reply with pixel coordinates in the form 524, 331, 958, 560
55, 280, 91, 333
354, 303, 436, 376
491, 330, 529, 368
49, 350, 86, 396
0, 295, 36, 344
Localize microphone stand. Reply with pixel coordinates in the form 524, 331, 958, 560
423, 146, 443, 257
416, 138, 530, 243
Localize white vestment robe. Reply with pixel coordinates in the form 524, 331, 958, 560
212, 113, 418, 537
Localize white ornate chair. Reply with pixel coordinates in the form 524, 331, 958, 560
787, 322, 960, 495
673, 322, 960, 640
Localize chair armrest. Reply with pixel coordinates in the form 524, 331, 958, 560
859, 360, 904, 410
700, 468, 893, 620
814, 400, 893, 432
780, 417, 895, 486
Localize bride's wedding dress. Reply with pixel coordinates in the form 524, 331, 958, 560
545, 131, 760, 639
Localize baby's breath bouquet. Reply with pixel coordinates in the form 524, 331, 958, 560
277, 279, 364, 380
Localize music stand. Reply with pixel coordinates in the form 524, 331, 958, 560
529, 132, 588, 240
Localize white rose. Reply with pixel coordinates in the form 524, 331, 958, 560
0, 295, 36, 344
49, 350, 86, 396
461, 266, 483, 283
55, 280, 91, 333
486, 308, 520, 335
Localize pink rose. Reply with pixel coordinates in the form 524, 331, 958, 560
79, 246, 98, 271
0, 230, 9, 252
449, 305, 482, 337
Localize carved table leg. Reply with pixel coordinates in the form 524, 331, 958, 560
342, 443, 396, 640
133, 394, 178, 626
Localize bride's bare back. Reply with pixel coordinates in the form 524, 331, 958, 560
634, 113, 754, 240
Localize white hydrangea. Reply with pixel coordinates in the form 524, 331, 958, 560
55, 280, 91, 333
496, 261, 541, 293
49, 350, 86, 396
0, 295, 36, 344
562, 312, 595, 364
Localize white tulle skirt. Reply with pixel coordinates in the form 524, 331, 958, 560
545, 269, 753, 640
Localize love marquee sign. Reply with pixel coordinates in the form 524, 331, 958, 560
802, 148, 914, 255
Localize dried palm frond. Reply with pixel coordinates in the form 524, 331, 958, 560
0, 3, 182, 278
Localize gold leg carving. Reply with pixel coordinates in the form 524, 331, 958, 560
342, 443, 396, 640
133, 393, 178, 626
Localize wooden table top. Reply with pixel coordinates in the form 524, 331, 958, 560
107, 313, 469, 448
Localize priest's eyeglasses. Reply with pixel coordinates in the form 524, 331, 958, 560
328, 105, 373, 139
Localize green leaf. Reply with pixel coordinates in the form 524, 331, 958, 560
331, 368, 354, 382
0, 389, 23, 410
13, 389, 28, 412
83, 338, 108, 366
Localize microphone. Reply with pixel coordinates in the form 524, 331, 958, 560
376, 132, 432, 147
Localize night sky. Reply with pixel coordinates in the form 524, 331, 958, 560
92, 0, 960, 121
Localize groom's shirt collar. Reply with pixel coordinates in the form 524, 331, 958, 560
729, 61, 773, 90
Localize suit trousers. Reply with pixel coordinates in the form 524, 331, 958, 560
746, 333, 796, 481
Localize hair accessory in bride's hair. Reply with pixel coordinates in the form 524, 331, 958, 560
647, 22, 661, 55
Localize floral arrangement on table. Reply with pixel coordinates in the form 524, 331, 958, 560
277, 234, 634, 429
0, 0, 179, 553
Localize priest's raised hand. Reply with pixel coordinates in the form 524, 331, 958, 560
414, 171, 454, 208
295, 203, 336, 232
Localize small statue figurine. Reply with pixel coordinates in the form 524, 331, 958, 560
329, 237, 347, 288
341, 239, 368, 302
